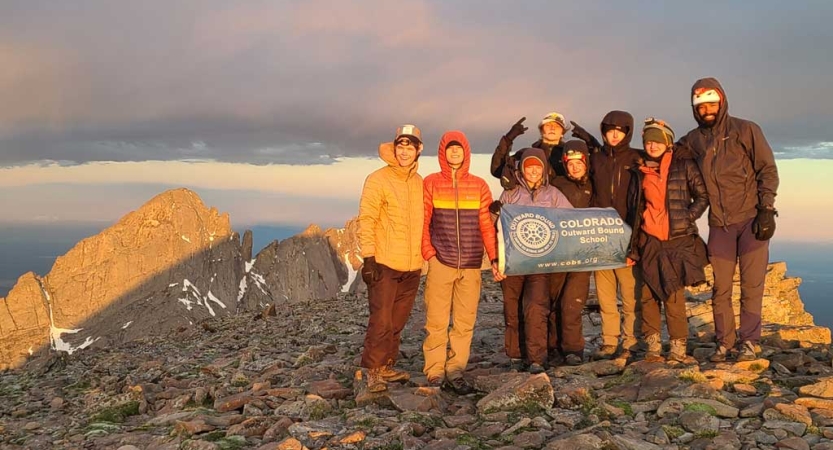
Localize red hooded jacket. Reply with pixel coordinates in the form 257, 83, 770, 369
422, 131, 497, 268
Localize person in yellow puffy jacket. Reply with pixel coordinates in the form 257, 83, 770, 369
358, 124, 425, 393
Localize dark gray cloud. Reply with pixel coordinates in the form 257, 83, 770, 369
1, 0, 832, 166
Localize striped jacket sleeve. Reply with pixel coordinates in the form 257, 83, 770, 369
479, 180, 497, 261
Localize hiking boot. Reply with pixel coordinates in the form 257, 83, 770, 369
668, 338, 695, 364
591, 345, 617, 361
616, 348, 632, 362
548, 350, 565, 367
509, 358, 527, 372
564, 353, 583, 366
426, 375, 444, 388
736, 341, 757, 362
709, 345, 730, 363
528, 363, 546, 375
366, 368, 388, 393
380, 360, 410, 382
623, 339, 646, 355
644, 333, 664, 362
443, 376, 474, 395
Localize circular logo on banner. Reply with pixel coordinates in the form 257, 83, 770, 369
510, 215, 558, 258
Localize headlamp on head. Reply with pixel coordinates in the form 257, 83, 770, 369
642, 117, 675, 147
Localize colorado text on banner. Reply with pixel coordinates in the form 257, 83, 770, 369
497, 205, 632, 275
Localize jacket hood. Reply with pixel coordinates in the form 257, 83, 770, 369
691, 77, 729, 128
600, 110, 634, 151
378, 141, 419, 176
515, 147, 550, 187
437, 130, 471, 179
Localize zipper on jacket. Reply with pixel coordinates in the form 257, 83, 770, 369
709, 132, 729, 228
611, 152, 617, 204
406, 173, 412, 269
453, 169, 461, 269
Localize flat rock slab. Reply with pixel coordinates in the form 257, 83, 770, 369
544, 433, 604, 450
732, 359, 771, 372
799, 377, 833, 399
554, 358, 626, 377
476, 373, 554, 414
795, 397, 833, 410
473, 372, 527, 393
775, 436, 811, 450
656, 397, 739, 418
679, 410, 720, 434
701, 368, 761, 384
610, 434, 663, 450
775, 403, 813, 426
637, 368, 686, 402
389, 389, 447, 413
762, 419, 808, 436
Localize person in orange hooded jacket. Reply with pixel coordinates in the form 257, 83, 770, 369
422, 130, 498, 395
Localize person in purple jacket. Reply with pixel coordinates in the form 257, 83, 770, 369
492, 148, 572, 374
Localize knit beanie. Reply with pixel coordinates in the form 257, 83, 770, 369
642, 118, 675, 147
522, 156, 544, 171
692, 88, 722, 106
602, 123, 628, 136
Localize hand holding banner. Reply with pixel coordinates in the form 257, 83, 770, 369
497, 205, 632, 275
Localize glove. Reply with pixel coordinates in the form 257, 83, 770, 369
489, 200, 503, 215
752, 207, 777, 241
570, 121, 601, 149
505, 117, 528, 142
361, 256, 377, 284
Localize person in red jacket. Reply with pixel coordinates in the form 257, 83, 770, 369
626, 119, 709, 364
422, 131, 498, 394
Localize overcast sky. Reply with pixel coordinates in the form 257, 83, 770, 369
2, 1, 833, 166
1, 0, 832, 244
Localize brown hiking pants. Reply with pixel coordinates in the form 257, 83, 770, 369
361, 263, 421, 369
642, 287, 689, 341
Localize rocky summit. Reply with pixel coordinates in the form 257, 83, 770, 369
1, 188, 832, 449
2, 267, 833, 449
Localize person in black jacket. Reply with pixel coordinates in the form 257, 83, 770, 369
589, 111, 644, 360
626, 119, 709, 364
678, 78, 780, 363
550, 140, 594, 365
491, 112, 581, 189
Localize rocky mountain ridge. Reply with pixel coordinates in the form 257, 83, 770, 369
1, 188, 828, 372
0, 189, 361, 371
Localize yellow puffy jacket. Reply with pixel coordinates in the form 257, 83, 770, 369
359, 142, 424, 272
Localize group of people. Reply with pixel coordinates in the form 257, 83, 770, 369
357, 77, 780, 395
